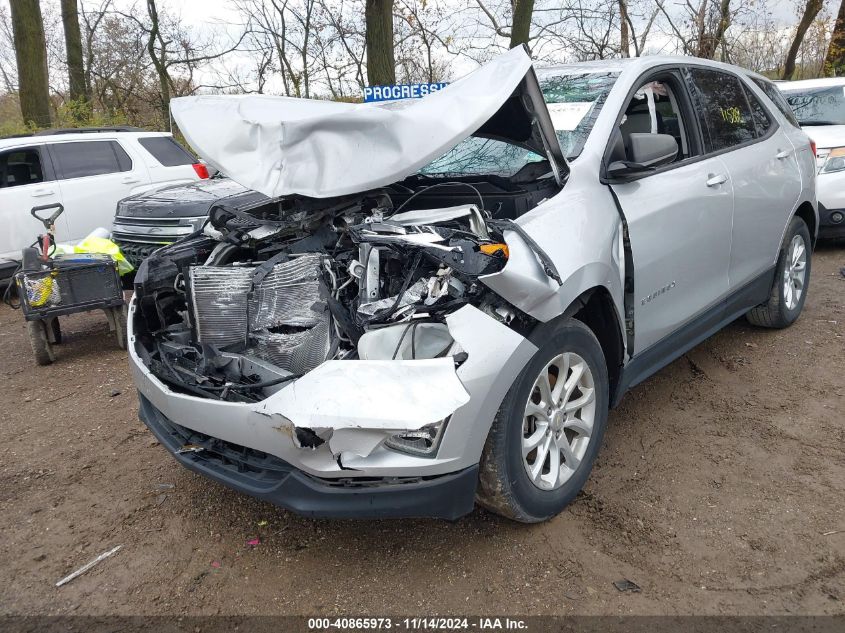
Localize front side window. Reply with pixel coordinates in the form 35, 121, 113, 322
50, 141, 132, 179
616, 76, 696, 163
779, 85, 845, 126
538, 71, 619, 159
0, 147, 45, 188
689, 68, 757, 152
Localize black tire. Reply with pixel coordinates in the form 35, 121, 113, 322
112, 305, 127, 350
27, 320, 55, 366
477, 318, 609, 523
746, 216, 812, 329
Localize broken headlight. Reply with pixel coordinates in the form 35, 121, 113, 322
384, 418, 449, 457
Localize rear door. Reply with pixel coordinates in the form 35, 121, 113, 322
686, 68, 802, 288
0, 144, 69, 263
607, 67, 734, 353
47, 139, 151, 243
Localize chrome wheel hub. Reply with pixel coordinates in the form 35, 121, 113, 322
783, 234, 807, 311
521, 352, 596, 491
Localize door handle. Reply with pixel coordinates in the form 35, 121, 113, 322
120, 176, 141, 184
776, 149, 792, 159
706, 173, 727, 187
31, 188, 55, 197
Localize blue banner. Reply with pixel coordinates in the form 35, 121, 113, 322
364, 82, 449, 103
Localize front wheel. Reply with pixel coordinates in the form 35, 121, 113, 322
477, 318, 609, 523
746, 216, 811, 329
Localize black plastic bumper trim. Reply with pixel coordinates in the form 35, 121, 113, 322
138, 393, 479, 520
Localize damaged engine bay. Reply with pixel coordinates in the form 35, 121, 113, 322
132, 175, 561, 417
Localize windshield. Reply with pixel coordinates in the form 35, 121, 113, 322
781, 85, 845, 125
419, 138, 545, 178
419, 70, 619, 178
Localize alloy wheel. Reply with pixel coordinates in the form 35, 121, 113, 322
783, 234, 807, 310
521, 352, 596, 491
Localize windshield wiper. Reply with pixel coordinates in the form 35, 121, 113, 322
798, 120, 842, 126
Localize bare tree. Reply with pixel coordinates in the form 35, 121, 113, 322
656, 0, 734, 59
394, 0, 455, 83
9, 0, 51, 127
783, 0, 824, 79
111, 0, 248, 125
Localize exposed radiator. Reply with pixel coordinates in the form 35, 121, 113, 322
189, 254, 330, 373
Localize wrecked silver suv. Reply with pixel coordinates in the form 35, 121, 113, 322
130, 48, 816, 521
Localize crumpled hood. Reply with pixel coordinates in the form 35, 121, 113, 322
170, 47, 534, 199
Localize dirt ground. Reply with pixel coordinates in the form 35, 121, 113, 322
0, 245, 843, 618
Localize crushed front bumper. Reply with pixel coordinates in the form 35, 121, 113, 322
139, 393, 479, 519
129, 298, 538, 517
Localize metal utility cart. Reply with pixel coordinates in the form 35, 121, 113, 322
13, 204, 127, 365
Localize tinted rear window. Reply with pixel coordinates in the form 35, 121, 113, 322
752, 78, 801, 128
51, 141, 132, 179
138, 137, 195, 166
689, 68, 757, 152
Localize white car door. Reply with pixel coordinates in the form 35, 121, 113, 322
686, 67, 802, 289
46, 139, 151, 243
0, 144, 69, 266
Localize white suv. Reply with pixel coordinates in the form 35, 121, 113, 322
778, 78, 845, 239
0, 127, 208, 279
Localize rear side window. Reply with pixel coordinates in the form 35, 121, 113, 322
138, 137, 195, 166
751, 78, 801, 128
743, 85, 773, 137
0, 147, 46, 188
689, 68, 757, 152
50, 141, 132, 179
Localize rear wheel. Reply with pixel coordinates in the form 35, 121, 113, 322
477, 318, 609, 522
112, 305, 127, 350
747, 216, 811, 328
27, 320, 55, 366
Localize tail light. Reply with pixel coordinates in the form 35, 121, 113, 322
810, 140, 817, 157
192, 163, 209, 179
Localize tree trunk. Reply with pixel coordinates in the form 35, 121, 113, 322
365, 0, 395, 86
509, 0, 535, 49
825, 0, 845, 76
9, 0, 52, 127
782, 0, 824, 80
60, 0, 87, 104
618, 0, 630, 57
